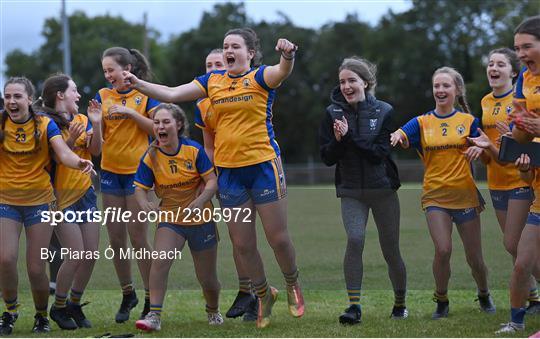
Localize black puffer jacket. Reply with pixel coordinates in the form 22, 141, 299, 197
319, 87, 400, 199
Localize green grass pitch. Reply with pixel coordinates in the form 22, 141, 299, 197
8, 185, 540, 337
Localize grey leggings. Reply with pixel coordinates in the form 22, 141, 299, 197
341, 192, 407, 293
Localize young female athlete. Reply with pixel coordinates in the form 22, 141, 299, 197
96, 47, 160, 322
123, 28, 304, 328
35, 74, 102, 329
194, 48, 257, 321
390, 67, 495, 319
319, 56, 407, 324
496, 15, 540, 334
468, 48, 540, 314
0, 77, 94, 335
134, 103, 222, 331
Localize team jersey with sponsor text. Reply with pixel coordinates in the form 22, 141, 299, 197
193, 66, 280, 168
481, 89, 528, 190
0, 114, 61, 205
516, 67, 540, 213
134, 138, 214, 226
95, 88, 159, 174
398, 110, 481, 209
51, 114, 93, 210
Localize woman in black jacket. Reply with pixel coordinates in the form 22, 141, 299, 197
319, 56, 407, 325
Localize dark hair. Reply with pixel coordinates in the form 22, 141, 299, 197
515, 15, 540, 41
148, 103, 189, 158
433, 67, 471, 114
102, 47, 152, 81
33, 73, 71, 130
339, 56, 377, 95
1, 77, 40, 149
224, 28, 262, 67
488, 48, 520, 82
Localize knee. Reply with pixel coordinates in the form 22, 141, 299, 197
514, 258, 533, 279
109, 235, 126, 249
200, 277, 221, 292
346, 233, 364, 249
434, 247, 452, 263
0, 256, 17, 273
268, 233, 292, 253
466, 254, 486, 272
27, 262, 46, 282
235, 243, 257, 257
503, 238, 518, 258
129, 233, 149, 249
382, 250, 404, 267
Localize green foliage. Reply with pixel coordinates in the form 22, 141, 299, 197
4, 1, 540, 162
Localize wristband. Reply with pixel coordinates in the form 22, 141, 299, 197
281, 52, 295, 60
519, 167, 531, 172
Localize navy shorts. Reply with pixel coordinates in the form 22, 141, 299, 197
62, 187, 98, 224
217, 157, 287, 207
100, 170, 136, 196
0, 202, 55, 227
157, 221, 218, 252
489, 187, 533, 211
527, 212, 540, 227
425, 206, 478, 225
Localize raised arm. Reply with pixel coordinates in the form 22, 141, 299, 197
87, 99, 103, 156
263, 38, 297, 89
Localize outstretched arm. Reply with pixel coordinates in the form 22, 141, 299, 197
123, 71, 206, 103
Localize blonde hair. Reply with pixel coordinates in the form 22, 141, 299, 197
432, 67, 470, 114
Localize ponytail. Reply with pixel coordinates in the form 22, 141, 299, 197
103, 47, 153, 81
457, 95, 471, 114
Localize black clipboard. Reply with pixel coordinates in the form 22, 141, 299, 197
498, 135, 540, 166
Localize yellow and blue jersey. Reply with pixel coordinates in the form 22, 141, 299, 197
51, 114, 93, 210
95, 88, 160, 174
192, 66, 280, 168
481, 89, 528, 190
399, 110, 481, 209
134, 138, 214, 226
0, 114, 61, 206
194, 98, 217, 132
515, 66, 540, 114
516, 67, 540, 213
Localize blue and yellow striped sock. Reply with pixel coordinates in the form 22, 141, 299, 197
283, 269, 299, 287
511, 307, 526, 325
145, 288, 150, 303
121, 282, 134, 296
254, 280, 269, 299
5, 298, 19, 315
394, 289, 406, 307
149, 304, 162, 315
205, 304, 219, 314
54, 294, 67, 308
347, 289, 361, 306
529, 288, 540, 302
35, 306, 48, 318
69, 289, 83, 305
434, 291, 448, 303
239, 277, 251, 294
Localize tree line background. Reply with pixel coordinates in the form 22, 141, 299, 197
4, 0, 540, 163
